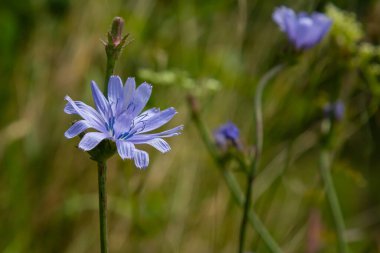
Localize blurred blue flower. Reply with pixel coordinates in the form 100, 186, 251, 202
64, 75, 183, 169
213, 122, 241, 150
273, 6, 332, 49
323, 100, 345, 121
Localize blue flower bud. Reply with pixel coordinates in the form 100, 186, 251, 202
213, 122, 241, 150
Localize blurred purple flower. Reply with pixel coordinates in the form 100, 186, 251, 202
64, 75, 183, 169
213, 122, 241, 150
273, 6, 332, 49
323, 101, 345, 121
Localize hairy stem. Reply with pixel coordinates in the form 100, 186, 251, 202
97, 161, 108, 253
104, 57, 116, 94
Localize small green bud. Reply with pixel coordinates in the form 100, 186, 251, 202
110, 17, 124, 46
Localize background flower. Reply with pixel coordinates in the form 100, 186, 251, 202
213, 122, 241, 150
273, 6, 332, 49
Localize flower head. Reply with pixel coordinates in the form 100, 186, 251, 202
273, 6, 332, 50
64, 76, 183, 169
213, 122, 241, 150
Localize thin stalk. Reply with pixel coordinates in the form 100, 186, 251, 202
221, 169, 282, 253
94, 17, 126, 253
104, 57, 115, 94
238, 170, 255, 253
97, 161, 108, 253
319, 150, 348, 253
254, 65, 284, 161
238, 64, 284, 253
188, 99, 282, 253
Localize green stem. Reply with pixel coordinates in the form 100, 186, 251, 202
92, 17, 126, 253
238, 172, 254, 253
188, 100, 282, 253
222, 165, 282, 253
97, 161, 108, 253
319, 150, 348, 253
253, 64, 284, 160
104, 56, 116, 94
238, 64, 284, 253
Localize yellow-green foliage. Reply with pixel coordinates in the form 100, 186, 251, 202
138, 68, 221, 96
326, 3, 364, 52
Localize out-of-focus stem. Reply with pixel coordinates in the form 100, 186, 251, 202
253, 64, 284, 160
238, 64, 284, 253
319, 150, 349, 253
221, 169, 282, 253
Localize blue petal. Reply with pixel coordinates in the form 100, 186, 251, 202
78, 132, 108, 151
139, 107, 177, 133
113, 112, 134, 137
294, 16, 315, 49
64, 100, 100, 117
108, 75, 123, 102
310, 13, 332, 43
273, 6, 295, 32
64, 120, 90, 139
145, 138, 171, 153
64, 102, 77, 114
283, 12, 298, 43
135, 107, 160, 121
133, 149, 149, 169
128, 125, 183, 142
65, 96, 107, 133
295, 14, 331, 49
129, 82, 152, 118
91, 81, 112, 121
124, 77, 136, 108
116, 140, 135, 159
214, 132, 227, 147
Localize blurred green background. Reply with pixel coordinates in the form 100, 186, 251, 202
1, 0, 380, 252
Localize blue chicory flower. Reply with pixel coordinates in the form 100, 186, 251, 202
213, 122, 241, 150
64, 75, 183, 169
273, 6, 332, 50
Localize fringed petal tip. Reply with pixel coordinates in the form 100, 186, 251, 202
133, 149, 149, 169
147, 138, 171, 153
141, 81, 152, 89
176, 125, 184, 133
168, 107, 178, 114
116, 140, 135, 160
64, 120, 89, 139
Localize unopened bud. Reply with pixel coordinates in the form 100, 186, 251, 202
110, 17, 124, 46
